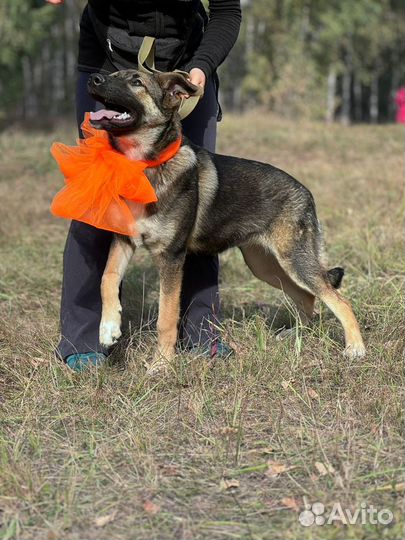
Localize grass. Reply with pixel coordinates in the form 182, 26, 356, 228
0, 113, 403, 540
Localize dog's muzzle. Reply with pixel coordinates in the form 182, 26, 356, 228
87, 73, 138, 130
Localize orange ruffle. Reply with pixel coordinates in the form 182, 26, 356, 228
51, 114, 181, 236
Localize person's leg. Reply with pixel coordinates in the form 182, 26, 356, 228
179, 77, 221, 352
57, 71, 112, 360
58, 74, 223, 359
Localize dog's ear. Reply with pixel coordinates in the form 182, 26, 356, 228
156, 72, 202, 110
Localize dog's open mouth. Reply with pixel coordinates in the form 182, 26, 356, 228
89, 104, 136, 130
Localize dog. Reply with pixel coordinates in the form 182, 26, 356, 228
87, 69, 366, 369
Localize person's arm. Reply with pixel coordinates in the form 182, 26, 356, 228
188, 0, 241, 89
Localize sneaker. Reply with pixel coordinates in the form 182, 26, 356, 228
65, 352, 107, 373
189, 340, 234, 359
211, 340, 234, 359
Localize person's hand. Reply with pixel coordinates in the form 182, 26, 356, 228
188, 68, 206, 92
46, 0, 64, 5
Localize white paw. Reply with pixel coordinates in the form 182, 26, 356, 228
145, 358, 169, 377
144, 349, 173, 377
99, 318, 122, 347
344, 343, 366, 359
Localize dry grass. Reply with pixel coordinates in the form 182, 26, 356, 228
0, 113, 403, 540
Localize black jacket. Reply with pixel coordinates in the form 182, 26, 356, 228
78, 0, 241, 78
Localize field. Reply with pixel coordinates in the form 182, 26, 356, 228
0, 113, 403, 540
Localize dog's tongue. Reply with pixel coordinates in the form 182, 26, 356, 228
90, 109, 119, 121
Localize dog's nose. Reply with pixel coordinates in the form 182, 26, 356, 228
88, 73, 106, 87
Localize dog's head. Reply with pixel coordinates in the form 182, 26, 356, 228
87, 70, 201, 133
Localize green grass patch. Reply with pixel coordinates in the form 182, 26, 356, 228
0, 114, 403, 539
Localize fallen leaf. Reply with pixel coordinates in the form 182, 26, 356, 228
262, 446, 275, 454
281, 380, 293, 390
307, 388, 320, 400
218, 426, 239, 436
159, 464, 181, 477
245, 445, 275, 456
94, 511, 117, 528
220, 478, 240, 490
266, 460, 294, 477
281, 497, 299, 511
334, 472, 345, 489
376, 482, 405, 493
314, 462, 335, 476
143, 500, 161, 514
342, 461, 352, 480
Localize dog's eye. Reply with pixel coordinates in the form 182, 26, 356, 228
130, 77, 143, 87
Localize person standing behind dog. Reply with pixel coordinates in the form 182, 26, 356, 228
46, 0, 241, 371
395, 87, 405, 124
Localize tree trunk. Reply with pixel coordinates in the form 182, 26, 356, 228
41, 42, 52, 116
245, 15, 254, 59
326, 66, 336, 123
64, 0, 76, 104
369, 73, 379, 123
340, 62, 352, 125
233, 85, 243, 112
22, 56, 38, 120
51, 24, 66, 116
353, 73, 362, 122
33, 56, 42, 119
389, 53, 400, 121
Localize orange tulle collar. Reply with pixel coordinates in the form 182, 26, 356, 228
51, 114, 181, 236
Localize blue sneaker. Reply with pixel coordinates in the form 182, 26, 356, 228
65, 352, 107, 373
189, 340, 234, 359
211, 340, 234, 359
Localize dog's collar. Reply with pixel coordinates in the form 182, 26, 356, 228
50, 114, 181, 236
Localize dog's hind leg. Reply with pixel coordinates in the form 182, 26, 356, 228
267, 233, 365, 359
99, 236, 135, 347
240, 244, 316, 331
317, 286, 366, 358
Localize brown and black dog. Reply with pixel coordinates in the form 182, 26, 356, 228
87, 69, 365, 370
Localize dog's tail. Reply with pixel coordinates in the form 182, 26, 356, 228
327, 267, 345, 289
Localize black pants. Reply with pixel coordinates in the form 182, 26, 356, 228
57, 72, 220, 359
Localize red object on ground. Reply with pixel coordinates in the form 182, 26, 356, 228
51, 114, 181, 236
395, 87, 405, 124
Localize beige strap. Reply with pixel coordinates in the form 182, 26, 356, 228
137, 36, 203, 120
137, 36, 157, 74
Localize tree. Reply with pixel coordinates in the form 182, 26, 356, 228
0, 0, 82, 124
0, 0, 403, 125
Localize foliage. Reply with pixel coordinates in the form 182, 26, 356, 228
0, 1, 56, 66
0, 0, 404, 123
219, 0, 405, 121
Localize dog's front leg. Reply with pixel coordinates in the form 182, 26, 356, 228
99, 236, 134, 347
150, 253, 185, 371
